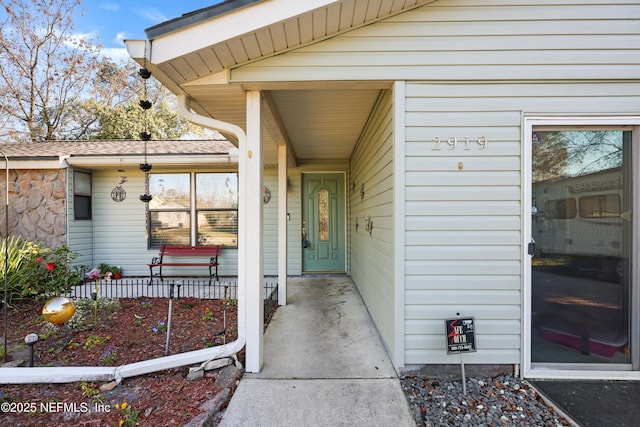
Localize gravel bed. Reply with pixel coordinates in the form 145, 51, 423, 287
400, 374, 572, 427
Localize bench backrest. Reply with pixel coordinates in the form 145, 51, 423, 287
161, 245, 222, 258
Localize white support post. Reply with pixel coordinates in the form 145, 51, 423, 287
244, 91, 264, 373
278, 144, 288, 305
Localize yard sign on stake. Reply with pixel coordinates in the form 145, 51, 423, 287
445, 317, 477, 395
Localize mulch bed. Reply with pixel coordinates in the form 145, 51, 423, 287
0, 296, 278, 426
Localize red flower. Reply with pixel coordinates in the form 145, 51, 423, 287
37, 257, 43, 262
46, 263, 56, 271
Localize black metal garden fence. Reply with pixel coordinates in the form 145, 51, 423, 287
66, 278, 278, 302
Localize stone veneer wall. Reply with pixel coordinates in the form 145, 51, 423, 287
0, 169, 67, 247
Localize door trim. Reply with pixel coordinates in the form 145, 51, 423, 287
523, 116, 640, 379
301, 172, 347, 274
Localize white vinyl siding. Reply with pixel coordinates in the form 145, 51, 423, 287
349, 89, 396, 350
230, 0, 640, 367
86, 168, 298, 279
92, 169, 155, 277
263, 170, 279, 276
404, 82, 640, 365
233, 0, 640, 83
285, 170, 303, 276
264, 168, 302, 276
67, 168, 93, 268
91, 169, 240, 278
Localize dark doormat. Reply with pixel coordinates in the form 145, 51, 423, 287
531, 380, 640, 427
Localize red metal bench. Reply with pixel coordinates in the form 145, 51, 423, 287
148, 245, 222, 285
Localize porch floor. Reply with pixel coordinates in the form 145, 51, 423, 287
219, 276, 415, 426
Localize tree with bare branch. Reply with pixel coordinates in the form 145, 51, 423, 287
0, 0, 208, 142
0, 0, 101, 141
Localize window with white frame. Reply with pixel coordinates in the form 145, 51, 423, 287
73, 170, 92, 220
147, 172, 238, 248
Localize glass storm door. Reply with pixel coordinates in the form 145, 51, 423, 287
530, 129, 633, 365
302, 173, 345, 272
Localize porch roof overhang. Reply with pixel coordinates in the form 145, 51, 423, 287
0, 140, 238, 170
126, 0, 433, 166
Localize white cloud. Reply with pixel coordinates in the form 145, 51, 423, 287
72, 30, 99, 43
99, 2, 120, 12
135, 8, 168, 24
115, 31, 127, 45
101, 47, 133, 64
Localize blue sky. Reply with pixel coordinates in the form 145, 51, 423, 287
74, 1, 223, 63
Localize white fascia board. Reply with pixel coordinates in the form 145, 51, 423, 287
8, 160, 64, 170
149, 0, 341, 64
66, 155, 239, 168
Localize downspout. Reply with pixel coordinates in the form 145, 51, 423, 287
175, 94, 247, 366
176, 95, 244, 148
0, 96, 248, 384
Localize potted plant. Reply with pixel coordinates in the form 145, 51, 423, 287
110, 265, 122, 280
98, 262, 111, 277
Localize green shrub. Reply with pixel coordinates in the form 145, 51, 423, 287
0, 237, 42, 305
0, 237, 81, 304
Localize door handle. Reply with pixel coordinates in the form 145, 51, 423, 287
302, 220, 308, 248
527, 239, 536, 256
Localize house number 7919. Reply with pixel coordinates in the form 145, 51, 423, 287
432, 136, 488, 151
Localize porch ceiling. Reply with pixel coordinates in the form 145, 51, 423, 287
180, 82, 384, 166
128, 0, 433, 166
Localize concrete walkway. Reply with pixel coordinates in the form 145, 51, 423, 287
219, 276, 416, 427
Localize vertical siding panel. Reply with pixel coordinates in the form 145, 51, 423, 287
90, 167, 301, 278
263, 170, 279, 275
231, 0, 640, 368
234, 1, 640, 82
161, 0, 640, 369
264, 169, 303, 276
92, 170, 157, 277
404, 82, 640, 365
350, 89, 396, 348
287, 170, 303, 275
67, 168, 93, 269
261, 167, 303, 277
92, 169, 243, 278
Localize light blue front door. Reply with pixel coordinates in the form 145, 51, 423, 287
302, 173, 345, 272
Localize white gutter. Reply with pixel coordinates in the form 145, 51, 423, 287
0, 343, 243, 384
0, 95, 249, 385
174, 94, 247, 363
66, 153, 239, 168
176, 95, 243, 148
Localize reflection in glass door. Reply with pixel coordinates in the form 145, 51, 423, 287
531, 130, 632, 364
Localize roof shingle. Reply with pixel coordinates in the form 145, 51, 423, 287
0, 140, 234, 159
